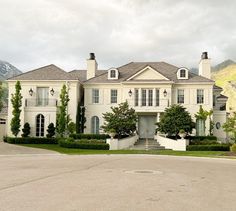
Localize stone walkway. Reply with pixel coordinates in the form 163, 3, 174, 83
0, 141, 59, 155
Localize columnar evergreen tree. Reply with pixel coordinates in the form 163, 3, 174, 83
10, 81, 22, 137
102, 101, 137, 138
56, 84, 70, 137
76, 102, 86, 133
156, 104, 193, 137
46, 123, 56, 138
22, 122, 31, 137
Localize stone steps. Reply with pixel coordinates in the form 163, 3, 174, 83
130, 139, 165, 150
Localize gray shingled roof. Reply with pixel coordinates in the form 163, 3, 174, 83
8, 64, 77, 81
68, 70, 106, 82
84, 62, 214, 84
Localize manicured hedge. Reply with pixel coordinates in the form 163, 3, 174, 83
189, 139, 218, 145
59, 139, 109, 150
189, 136, 217, 141
69, 133, 109, 140
187, 144, 230, 151
4, 137, 58, 144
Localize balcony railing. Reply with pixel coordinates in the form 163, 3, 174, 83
25, 98, 57, 107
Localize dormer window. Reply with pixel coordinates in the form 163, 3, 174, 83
108, 68, 119, 80
177, 68, 188, 79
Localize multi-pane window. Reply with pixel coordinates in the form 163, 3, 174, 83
92, 89, 99, 103
110, 70, 116, 78
135, 89, 139, 106
37, 87, 49, 106
141, 89, 146, 106
36, 114, 44, 137
180, 69, 186, 77
110, 89, 117, 104
197, 89, 204, 104
213, 95, 216, 107
156, 89, 160, 106
148, 90, 153, 106
91, 116, 99, 134
177, 89, 184, 104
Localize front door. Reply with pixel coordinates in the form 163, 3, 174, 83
138, 115, 156, 139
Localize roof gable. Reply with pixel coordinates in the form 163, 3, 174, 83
127, 66, 169, 81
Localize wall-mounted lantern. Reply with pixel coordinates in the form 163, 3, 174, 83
50, 88, 55, 96
29, 88, 33, 96
128, 89, 132, 97
163, 89, 167, 97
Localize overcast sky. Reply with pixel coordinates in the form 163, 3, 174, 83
0, 0, 236, 72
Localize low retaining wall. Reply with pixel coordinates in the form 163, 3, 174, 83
155, 134, 189, 151
106, 135, 138, 150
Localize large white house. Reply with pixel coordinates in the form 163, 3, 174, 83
6, 52, 228, 140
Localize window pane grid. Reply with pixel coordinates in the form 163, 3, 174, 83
92, 89, 99, 103
111, 89, 117, 103
141, 89, 146, 106
156, 89, 160, 106
197, 89, 204, 104
177, 89, 184, 104
148, 90, 153, 106
135, 89, 139, 106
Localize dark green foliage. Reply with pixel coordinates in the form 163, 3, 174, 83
187, 144, 230, 151
10, 81, 23, 137
157, 105, 194, 137
21, 122, 30, 137
0, 82, 3, 112
69, 133, 109, 140
56, 84, 70, 137
189, 136, 217, 141
76, 103, 86, 133
68, 122, 76, 135
101, 101, 138, 138
59, 139, 109, 150
46, 123, 56, 138
222, 112, 236, 142
189, 139, 218, 145
5, 137, 58, 144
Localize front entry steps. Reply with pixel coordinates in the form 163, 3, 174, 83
130, 139, 165, 150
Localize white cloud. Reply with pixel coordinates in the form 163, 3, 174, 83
0, 0, 235, 71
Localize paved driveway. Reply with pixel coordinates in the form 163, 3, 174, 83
0, 141, 59, 155
0, 154, 235, 211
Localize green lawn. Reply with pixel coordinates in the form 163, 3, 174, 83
20, 144, 232, 158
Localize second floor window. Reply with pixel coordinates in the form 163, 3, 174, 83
177, 89, 184, 104
197, 89, 204, 104
141, 89, 146, 106
110, 70, 116, 78
135, 89, 139, 106
110, 89, 117, 103
37, 87, 49, 106
92, 89, 99, 103
156, 89, 160, 106
148, 90, 153, 106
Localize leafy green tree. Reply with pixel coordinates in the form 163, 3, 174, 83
76, 103, 86, 133
102, 101, 138, 138
156, 104, 193, 137
223, 112, 236, 142
10, 81, 23, 137
56, 84, 70, 137
68, 122, 76, 134
46, 123, 56, 138
22, 122, 31, 137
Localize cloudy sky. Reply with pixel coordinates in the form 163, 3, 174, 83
0, 0, 236, 72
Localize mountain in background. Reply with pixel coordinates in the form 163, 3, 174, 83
212, 59, 236, 72
0, 60, 22, 80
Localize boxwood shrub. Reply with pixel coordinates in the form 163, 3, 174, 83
5, 137, 58, 144
189, 139, 218, 145
69, 133, 109, 140
59, 138, 109, 150
189, 136, 217, 141
187, 144, 230, 151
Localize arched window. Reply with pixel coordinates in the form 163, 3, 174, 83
110, 70, 116, 78
91, 116, 99, 134
36, 114, 45, 137
180, 69, 186, 77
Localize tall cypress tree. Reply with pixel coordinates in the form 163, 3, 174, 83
56, 84, 70, 137
10, 81, 23, 137
76, 102, 81, 133
81, 106, 86, 133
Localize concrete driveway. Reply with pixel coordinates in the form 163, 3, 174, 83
0, 141, 59, 155
0, 154, 235, 211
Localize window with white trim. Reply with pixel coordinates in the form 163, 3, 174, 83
156, 89, 160, 106
177, 89, 184, 104
92, 89, 99, 103
148, 90, 153, 106
141, 89, 146, 106
110, 70, 116, 78
135, 89, 139, 106
197, 89, 204, 104
91, 116, 99, 134
180, 69, 186, 77
110, 89, 117, 104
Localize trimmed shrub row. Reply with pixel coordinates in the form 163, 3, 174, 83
4, 137, 58, 144
59, 139, 109, 150
69, 133, 109, 140
189, 136, 217, 141
187, 144, 230, 151
189, 139, 218, 145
